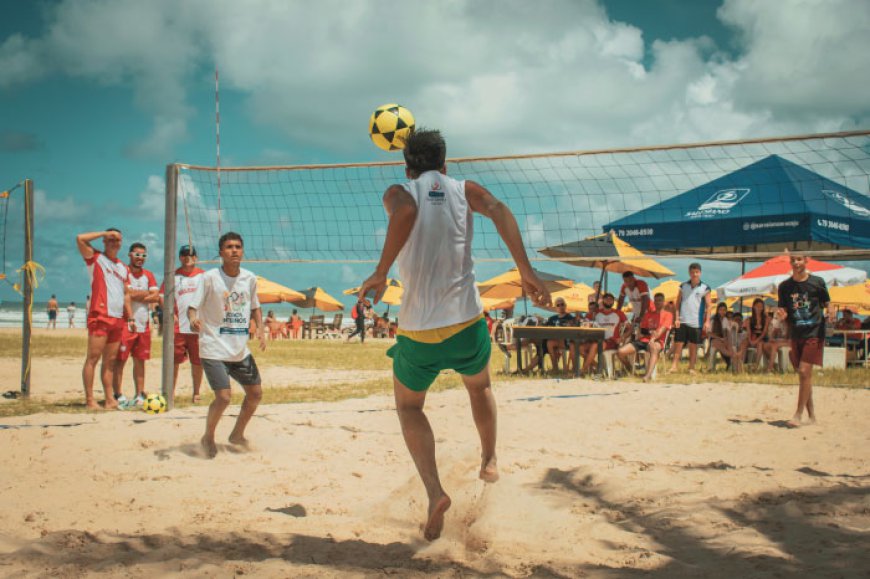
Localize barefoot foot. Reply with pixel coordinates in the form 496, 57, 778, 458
201, 436, 218, 458
228, 434, 250, 449
424, 495, 451, 541
479, 457, 499, 483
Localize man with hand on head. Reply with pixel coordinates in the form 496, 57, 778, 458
188, 232, 266, 458
77, 228, 134, 410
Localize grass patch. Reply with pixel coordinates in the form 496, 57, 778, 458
1, 336, 866, 418
0, 333, 93, 359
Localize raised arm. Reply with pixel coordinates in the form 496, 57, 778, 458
465, 180, 550, 306
357, 185, 418, 303
76, 230, 118, 261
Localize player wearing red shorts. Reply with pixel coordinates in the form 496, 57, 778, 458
160, 245, 205, 402
113, 242, 159, 408
777, 252, 833, 428
77, 228, 134, 410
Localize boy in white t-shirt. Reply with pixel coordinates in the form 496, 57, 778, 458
188, 232, 266, 458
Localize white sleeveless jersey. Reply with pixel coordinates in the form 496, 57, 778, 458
395, 171, 482, 331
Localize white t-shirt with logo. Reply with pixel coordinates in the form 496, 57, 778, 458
190, 267, 260, 362
678, 280, 711, 328
395, 171, 482, 331
594, 308, 628, 340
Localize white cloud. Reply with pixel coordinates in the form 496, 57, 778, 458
34, 188, 91, 222
137, 175, 164, 220
0, 0, 867, 162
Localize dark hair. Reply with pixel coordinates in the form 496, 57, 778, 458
403, 129, 446, 175
218, 231, 244, 250
689, 262, 702, 271
622, 271, 634, 279
602, 292, 615, 300
653, 292, 665, 299
750, 298, 765, 330
129, 242, 146, 253
713, 303, 727, 337
106, 227, 121, 234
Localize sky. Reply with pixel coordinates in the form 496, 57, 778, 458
1, 0, 869, 311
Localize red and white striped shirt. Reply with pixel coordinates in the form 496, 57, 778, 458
85, 251, 129, 319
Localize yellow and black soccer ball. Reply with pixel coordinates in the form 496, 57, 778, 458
143, 393, 167, 414
369, 104, 415, 151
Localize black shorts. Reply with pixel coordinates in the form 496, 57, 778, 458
201, 355, 262, 391
631, 340, 650, 352
48, 310, 57, 321
674, 325, 702, 345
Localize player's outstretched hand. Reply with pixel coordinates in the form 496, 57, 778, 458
103, 230, 122, 242
358, 271, 387, 304
522, 273, 551, 307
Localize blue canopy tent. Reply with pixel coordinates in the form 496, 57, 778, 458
602, 155, 870, 259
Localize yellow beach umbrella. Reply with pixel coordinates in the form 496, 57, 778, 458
477, 267, 574, 300
650, 279, 682, 303
481, 297, 516, 312
544, 283, 595, 313
829, 281, 870, 314
256, 276, 305, 304
290, 287, 344, 312
539, 231, 675, 279
343, 278, 403, 306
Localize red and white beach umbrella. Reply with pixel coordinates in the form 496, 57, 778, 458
717, 255, 867, 298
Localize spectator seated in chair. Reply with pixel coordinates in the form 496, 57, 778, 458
709, 302, 738, 370
577, 293, 627, 376
762, 311, 790, 372
544, 298, 576, 373
617, 292, 673, 382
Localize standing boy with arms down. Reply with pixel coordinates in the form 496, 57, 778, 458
162, 245, 206, 402
777, 252, 833, 427
188, 232, 266, 458
358, 129, 550, 541
669, 263, 712, 374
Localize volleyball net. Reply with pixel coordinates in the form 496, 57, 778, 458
171, 129, 870, 264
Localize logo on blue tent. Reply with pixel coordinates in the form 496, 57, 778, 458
686, 188, 750, 218
822, 189, 870, 217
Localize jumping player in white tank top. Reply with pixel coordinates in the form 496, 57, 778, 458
358, 129, 551, 541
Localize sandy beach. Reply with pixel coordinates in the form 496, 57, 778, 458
0, 360, 868, 577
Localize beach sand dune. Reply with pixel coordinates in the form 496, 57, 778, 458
0, 379, 868, 577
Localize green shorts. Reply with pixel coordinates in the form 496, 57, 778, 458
388, 318, 491, 392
